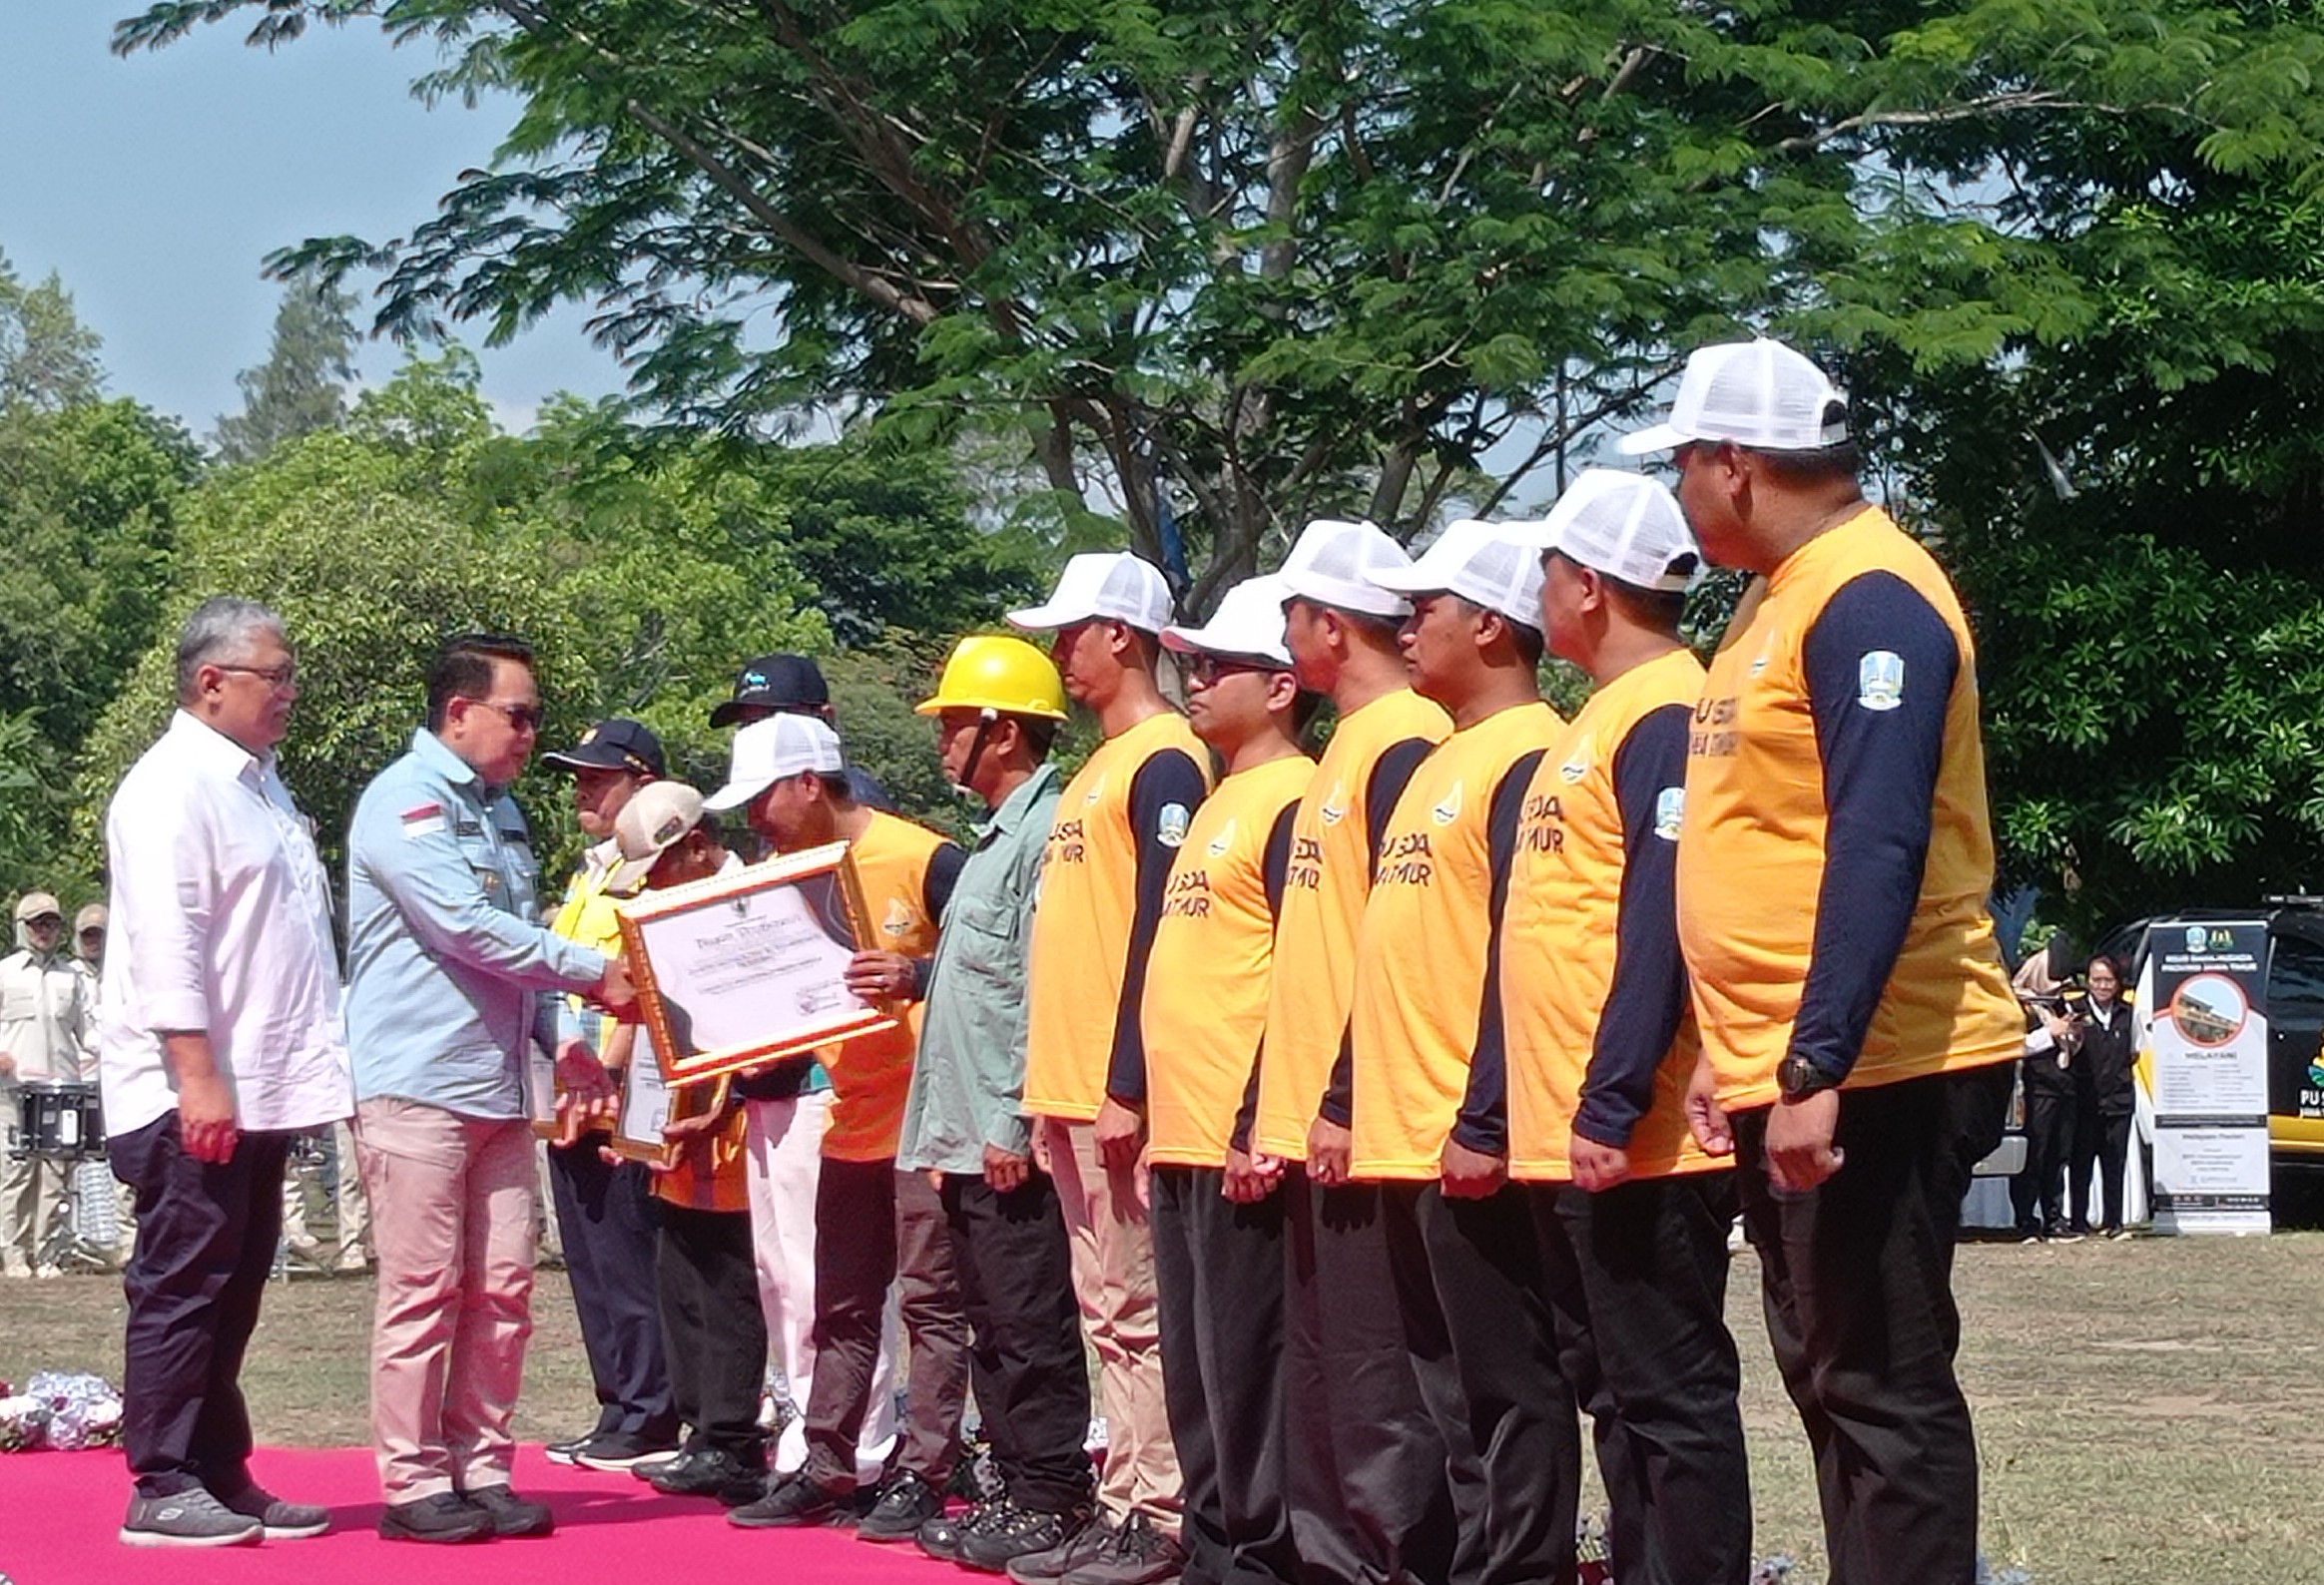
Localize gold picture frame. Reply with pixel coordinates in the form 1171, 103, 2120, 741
615, 839, 895, 1086
609, 1062, 732, 1170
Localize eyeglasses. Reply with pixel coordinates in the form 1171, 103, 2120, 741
1181, 654, 1278, 687
218, 662, 297, 691
465, 698, 545, 734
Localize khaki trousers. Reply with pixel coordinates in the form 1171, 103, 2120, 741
1039, 1116, 1181, 1531
353, 1098, 536, 1503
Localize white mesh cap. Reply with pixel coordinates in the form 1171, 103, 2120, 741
1505, 470, 1700, 593
1006, 551, 1174, 635
1616, 338, 1850, 455
1275, 518, 1414, 618
1369, 518, 1545, 632
1161, 576, 1293, 666
703, 714, 846, 811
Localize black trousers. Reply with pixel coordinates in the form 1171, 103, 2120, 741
2070, 1108, 2133, 1234
1151, 1165, 1298, 1585
1732, 1062, 2014, 1585
803, 1158, 971, 1490
1533, 1175, 1751, 1585
656, 1204, 769, 1462
550, 1139, 679, 1442
1383, 1181, 1578, 1585
1281, 1167, 1472, 1585
2009, 1080, 2074, 1234
939, 1169, 1092, 1514
110, 1113, 290, 1499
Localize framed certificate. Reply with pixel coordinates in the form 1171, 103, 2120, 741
526, 1039, 561, 1142
610, 1055, 731, 1169
615, 839, 897, 1086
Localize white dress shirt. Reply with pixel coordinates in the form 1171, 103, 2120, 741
99, 710, 352, 1137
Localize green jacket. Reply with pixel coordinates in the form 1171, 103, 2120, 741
896, 763, 1060, 1175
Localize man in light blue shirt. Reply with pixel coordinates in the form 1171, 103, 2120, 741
345, 633, 630, 1546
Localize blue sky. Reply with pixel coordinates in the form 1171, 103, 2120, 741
0, 1, 626, 437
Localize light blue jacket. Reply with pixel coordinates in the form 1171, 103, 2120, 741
345, 729, 605, 1119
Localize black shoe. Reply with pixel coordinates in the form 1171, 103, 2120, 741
542, 1433, 594, 1466
215, 1481, 331, 1540
646, 1447, 767, 1506
462, 1485, 555, 1538
1060, 1511, 1185, 1585
1005, 1512, 1112, 1582
860, 1469, 945, 1543
919, 1498, 1008, 1562
959, 1502, 1097, 1573
729, 1471, 849, 1528
574, 1430, 684, 1471
377, 1492, 492, 1544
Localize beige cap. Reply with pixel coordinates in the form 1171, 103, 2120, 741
611, 782, 710, 890
13, 892, 63, 924
75, 903, 107, 933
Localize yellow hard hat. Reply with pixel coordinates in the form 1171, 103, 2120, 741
916, 634, 1069, 721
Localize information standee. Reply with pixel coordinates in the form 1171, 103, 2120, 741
2141, 918, 2272, 1236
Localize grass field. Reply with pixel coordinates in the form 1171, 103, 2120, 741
4, 1231, 2318, 1584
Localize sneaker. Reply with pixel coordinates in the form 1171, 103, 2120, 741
120, 1488, 265, 1548
730, 1471, 848, 1528
920, 1498, 1011, 1563
2104, 1226, 2134, 1242
960, 1502, 1098, 1573
860, 1470, 945, 1543
462, 1485, 555, 1538
1005, 1512, 1113, 1582
217, 1482, 331, 1540
377, 1492, 492, 1544
542, 1432, 596, 1466
645, 1447, 767, 1506
574, 1430, 683, 1472
1060, 1511, 1184, 1585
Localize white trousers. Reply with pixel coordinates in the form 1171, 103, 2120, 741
744, 1090, 898, 1480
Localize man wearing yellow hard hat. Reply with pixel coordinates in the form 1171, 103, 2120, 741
894, 635, 1100, 1568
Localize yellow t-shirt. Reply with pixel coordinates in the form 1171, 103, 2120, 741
1024, 711, 1213, 1122
1348, 700, 1561, 1180
1677, 507, 2022, 1111
1143, 756, 1316, 1170
820, 810, 955, 1163
1252, 689, 1451, 1160
1502, 650, 1721, 1182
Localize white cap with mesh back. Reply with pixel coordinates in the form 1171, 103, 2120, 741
1616, 337, 1850, 456
1006, 551, 1174, 635
1161, 576, 1293, 667
1276, 518, 1415, 618
703, 714, 846, 811
1368, 519, 1545, 632
1505, 470, 1701, 593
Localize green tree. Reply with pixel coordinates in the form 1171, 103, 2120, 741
214, 270, 361, 463
0, 252, 104, 413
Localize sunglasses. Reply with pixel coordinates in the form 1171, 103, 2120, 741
1181, 654, 1279, 687
465, 698, 545, 734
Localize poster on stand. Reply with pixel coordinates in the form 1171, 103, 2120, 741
2144, 918, 2271, 1235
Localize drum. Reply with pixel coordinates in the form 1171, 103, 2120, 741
11, 1082, 103, 1159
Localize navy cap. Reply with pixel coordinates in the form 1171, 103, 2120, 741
541, 719, 666, 778
709, 654, 832, 729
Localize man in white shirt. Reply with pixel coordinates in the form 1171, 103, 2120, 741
1, 891, 97, 1278
100, 597, 353, 1549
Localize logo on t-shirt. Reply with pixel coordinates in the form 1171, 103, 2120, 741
1558, 748, 1590, 785
882, 898, 915, 937
1206, 817, 1237, 857
1857, 650, 1905, 712
1318, 781, 1349, 826
1431, 781, 1462, 826
1654, 787, 1685, 842
1158, 803, 1192, 848
1083, 775, 1107, 807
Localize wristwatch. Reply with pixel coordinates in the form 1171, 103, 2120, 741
1777, 1053, 1843, 1100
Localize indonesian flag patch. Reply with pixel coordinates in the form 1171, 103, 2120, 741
400, 802, 449, 839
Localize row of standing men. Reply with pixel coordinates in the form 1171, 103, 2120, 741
92, 337, 2023, 1585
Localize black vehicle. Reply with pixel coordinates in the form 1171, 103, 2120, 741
2095, 901, 2324, 1180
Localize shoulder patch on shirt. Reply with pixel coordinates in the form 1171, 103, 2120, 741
1857, 650, 1906, 712
1653, 787, 1685, 842
1206, 816, 1238, 858
1431, 780, 1463, 826
1157, 802, 1191, 848
400, 802, 448, 838
1318, 780, 1349, 826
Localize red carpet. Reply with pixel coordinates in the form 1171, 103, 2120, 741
0, 1444, 956, 1585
